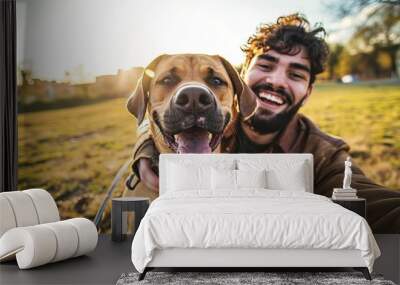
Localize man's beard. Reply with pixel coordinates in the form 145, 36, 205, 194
249, 83, 306, 134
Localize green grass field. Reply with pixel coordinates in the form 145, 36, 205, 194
303, 83, 400, 190
18, 83, 400, 225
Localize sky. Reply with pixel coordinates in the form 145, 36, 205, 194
16, 0, 351, 83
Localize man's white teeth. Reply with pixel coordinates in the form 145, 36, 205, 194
259, 92, 284, 105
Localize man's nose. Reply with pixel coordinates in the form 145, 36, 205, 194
264, 68, 288, 89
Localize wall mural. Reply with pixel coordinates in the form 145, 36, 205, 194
16, 0, 400, 232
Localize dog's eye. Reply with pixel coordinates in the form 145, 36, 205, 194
209, 76, 225, 86
159, 75, 178, 86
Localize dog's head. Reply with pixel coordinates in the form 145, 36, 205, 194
127, 54, 256, 153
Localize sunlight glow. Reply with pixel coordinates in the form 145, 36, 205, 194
17, 0, 335, 83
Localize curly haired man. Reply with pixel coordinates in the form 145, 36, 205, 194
126, 14, 400, 233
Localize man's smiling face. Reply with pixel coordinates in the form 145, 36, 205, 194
243, 46, 313, 134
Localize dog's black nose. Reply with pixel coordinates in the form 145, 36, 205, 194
173, 86, 215, 113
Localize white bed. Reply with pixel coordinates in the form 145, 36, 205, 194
131, 154, 380, 280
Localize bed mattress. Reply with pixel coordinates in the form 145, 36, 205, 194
131, 190, 380, 273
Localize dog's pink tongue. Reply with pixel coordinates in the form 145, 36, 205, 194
175, 129, 211, 153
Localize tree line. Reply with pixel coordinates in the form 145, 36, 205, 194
322, 0, 399, 81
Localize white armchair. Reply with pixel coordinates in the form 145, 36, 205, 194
0, 189, 98, 269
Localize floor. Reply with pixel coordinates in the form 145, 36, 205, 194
0, 235, 134, 285
0, 234, 398, 285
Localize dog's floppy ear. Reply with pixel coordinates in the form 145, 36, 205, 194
127, 55, 166, 125
218, 56, 257, 119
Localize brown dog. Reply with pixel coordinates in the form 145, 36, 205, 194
127, 54, 256, 155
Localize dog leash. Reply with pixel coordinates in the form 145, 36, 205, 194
93, 158, 133, 229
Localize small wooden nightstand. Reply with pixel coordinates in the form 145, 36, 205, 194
331, 198, 366, 218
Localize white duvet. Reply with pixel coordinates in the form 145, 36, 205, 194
131, 190, 380, 273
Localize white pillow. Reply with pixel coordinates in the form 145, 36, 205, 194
167, 162, 211, 192
266, 167, 306, 191
211, 168, 237, 190
237, 159, 309, 192
236, 169, 267, 189
211, 168, 267, 191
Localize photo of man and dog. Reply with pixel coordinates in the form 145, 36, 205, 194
17, 1, 400, 233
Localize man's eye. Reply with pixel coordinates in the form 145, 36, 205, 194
209, 76, 225, 86
290, 73, 305, 80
